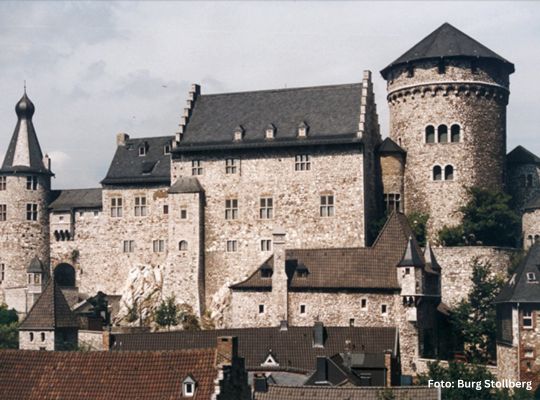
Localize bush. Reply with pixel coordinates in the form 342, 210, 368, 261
155, 296, 179, 330
438, 225, 465, 246
407, 212, 429, 247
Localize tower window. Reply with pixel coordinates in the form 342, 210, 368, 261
523, 310, 533, 328
134, 196, 147, 217
123, 240, 135, 253
258, 304, 265, 314
259, 197, 273, 219
191, 160, 203, 176
225, 199, 238, 220
444, 165, 454, 181
0, 204, 6, 221
111, 197, 123, 217
320, 194, 335, 217
437, 125, 448, 143
163, 144, 171, 155
180, 208, 188, 219
260, 239, 272, 252
26, 203, 38, 221
179, 240, 188, 251
26, 176, 38, 190
361, 298, 367, 310
40, 332, 45, 342
225, 159, 238, 174
432, 166, 442, 181
226, 240, 238, 252
0, 176, 6, 190
450, 124, 461, 143
295, 154, 311, 171
425, 125, 435, 143
152, 239, 165, 253
384, 193, 401, 212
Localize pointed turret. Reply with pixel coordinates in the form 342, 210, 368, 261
398, 236, 424, 268
0, 91, 52, 176
424, 243, 441, 274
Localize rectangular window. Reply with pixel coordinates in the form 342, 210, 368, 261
180, 208, 188, 219
134, 196, 147, 217
320, 195, 335, 217
191, 160, 203, 176
163, 205, 169, 215
0, 264, 4, 282
225, 159, 238, 174
225, 199, 238, 220
295, 154, 310, 171
0, 204, 6, 221
381, 304, 388, 315
152, 239, 165, 253
26, 203, 38, 221
384, 193, 401, 212
226, 240, 238, 252
0, 176, 6, 191
111, 197, 123, 217
123, 240, 135, 253
260, 239, 272, 252
349, 318, 355, 327
300, 304, 306, 314
26, 176, 38, 190
523, 310, 533, 329
259, 197, 273, 219
361, 298, 367, 310
258, 304, 265, 314
163, 144, 171, 155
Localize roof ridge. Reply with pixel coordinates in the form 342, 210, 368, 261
200, 82, 363, 98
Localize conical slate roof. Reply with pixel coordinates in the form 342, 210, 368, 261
19, 278, 78, 330
27, 256, 45, 273
423, 243, 441, 273
397, 236, 424, 267
0, 92, 53, 176
381, 23, 514, 78
507, 145, 540, 165
378, 137, 406, 155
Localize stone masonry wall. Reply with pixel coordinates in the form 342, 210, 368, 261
433, 246, 516, 308
496, 344, 519, 382
171, 146, 366, 320
523, 209, 540, 249
19, 330, 55, 351
386, 59, 508, 238
507, 163, 540, 213
380, 155, 404, 203
0, 174, 50, 312
518, 307, 540, 391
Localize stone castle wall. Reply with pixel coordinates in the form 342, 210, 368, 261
19, 330, 55, 351
518, 307, 540, 391
507, 163, 540, 213
386, 59, 508, 238
522, 209, 540, 249
0, 174, 50, 311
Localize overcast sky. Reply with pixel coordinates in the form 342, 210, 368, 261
1, 1, 539, 189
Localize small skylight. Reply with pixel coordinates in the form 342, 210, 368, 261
233, 125, 244, 141
298, 121, 308, 137
265, 123, 275, 139
526, 272, 537, 282
163, 144, 171, 155
182, 376, 196, 397
139, 141, 149, 156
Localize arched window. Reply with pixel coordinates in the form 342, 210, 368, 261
179, 240, 188, 251
425, 125, 435, 143
437, 125, 448, 143
433, 166, 442, 181
41, 332, 45, 342
29, 332, 34, 342
445, 165, 454, 181
54, 263, 76, 287
451, 124, 460, 142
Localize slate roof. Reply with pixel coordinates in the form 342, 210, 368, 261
253, 385, 440, 400
169, 177, 204, 194
0, 348, 217, 400
495, 243, 540, 304
232, 212, 424, 290
174, 83, 364, 153
19, 278, 79, 330
111, 325, 397, 373
398, 236, 425, 267
378, 137, 406, 154
0, 93, 53, 176
507, 145, 540, 165
49, 188, 102, 211
27, 257, 45, 273
101, 135, 173, 185
381, 22, 514, 78
523, 194, 540, 212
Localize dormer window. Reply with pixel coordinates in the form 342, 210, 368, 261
265, 124, 275, 140
527, 272, 537, 282
163, 144, 171, 155
138, 143, 148, 156
182, 376, 196, 397
261, 267, 273, 278
233, 125, 244, 141
298, 122, 308, 137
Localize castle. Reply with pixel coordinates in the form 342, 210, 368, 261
2, 23, 540, 382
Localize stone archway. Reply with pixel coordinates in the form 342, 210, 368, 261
54, 263, 76, 287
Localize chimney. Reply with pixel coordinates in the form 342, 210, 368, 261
253, 374, 268, 393
43, 154, 51, 171
279, 320, 288, 331
315, 356, 328, 383
116, 133, 129, 146
272, 226, 288, 325
215, 336, 238, 368
313, 321, 325, 348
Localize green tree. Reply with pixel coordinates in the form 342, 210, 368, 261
0, 304, 18, 349
450, 260, 505, 363
438, 187, 520, 247
155, 296, 179, 330
407, 211, 429, 247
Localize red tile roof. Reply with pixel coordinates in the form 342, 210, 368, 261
0, 348, 217, 400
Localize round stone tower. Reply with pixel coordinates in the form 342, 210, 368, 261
380, 23, 514, 237
0, 91, 53, 312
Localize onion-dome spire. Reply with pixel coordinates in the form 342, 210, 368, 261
0, 90, 53, 176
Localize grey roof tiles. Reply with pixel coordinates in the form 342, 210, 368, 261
49, 188, 103, 211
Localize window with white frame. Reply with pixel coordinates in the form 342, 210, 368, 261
225, 199, 238, 220
523, 310, 533, 328
111, 197, 123, 217
320, 195, 335, 217
0, 204, 6, 221
225, 159, 238, 174
226, 240, 238, 252
26, 176, 38, 190
134, 196, 147, 217
259, 197, 273, 219
295, 154, 310, 171
384, 193, 401, 212
300, 304, 306, 314
26, 203, 38, 221
191, 160, 203, 176
182, 377, 196, 397
152, 239, 165, 253
123, 240, 135, 253
0, 176, 6, 191
163, 144, 171, 155
527, 272, 538, 282
260, 239, 272, 252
